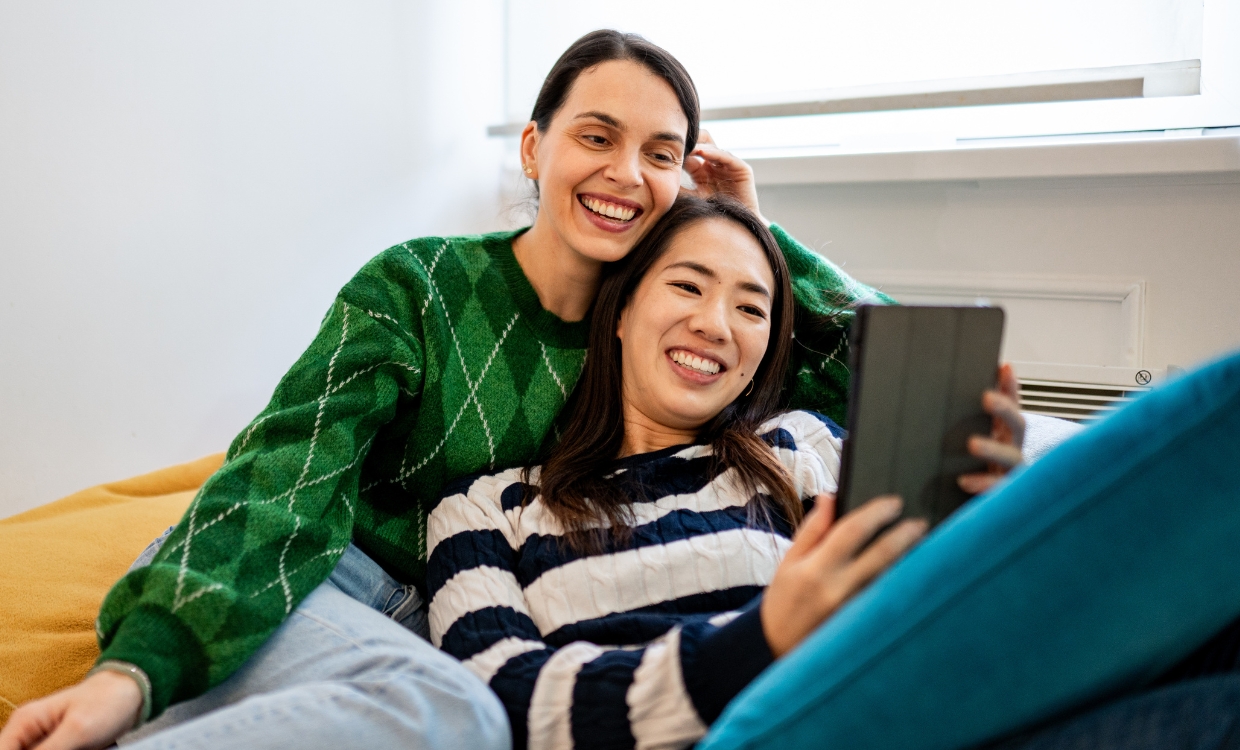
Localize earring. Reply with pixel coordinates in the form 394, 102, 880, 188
523, 165, 533, 174
743, 379, 755, 397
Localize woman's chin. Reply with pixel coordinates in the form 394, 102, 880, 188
651, 394, 735, 430
577, 241, 636, 265
564, 215, 645, 262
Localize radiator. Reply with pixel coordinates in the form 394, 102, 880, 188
1011, 361, 1167, 423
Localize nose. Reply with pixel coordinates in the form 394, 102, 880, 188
602, 144, 643, 190
689, 295, 730, 344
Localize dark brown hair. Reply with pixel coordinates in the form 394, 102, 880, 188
529, 195, 800, 552
530, 30, 700, 157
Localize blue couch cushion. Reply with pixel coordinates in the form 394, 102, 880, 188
700, 350, 1240, 750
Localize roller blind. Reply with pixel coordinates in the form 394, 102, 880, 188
500, 0, 1233, 147
505, 0, 1203, 119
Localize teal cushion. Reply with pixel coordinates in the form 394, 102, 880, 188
700, 350, 1240, 750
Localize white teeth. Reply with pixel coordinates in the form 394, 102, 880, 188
581, 196, 636, 222
670, 349, 721, 375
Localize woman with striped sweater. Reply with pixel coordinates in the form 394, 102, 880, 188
426, 194, 969, 748
427, 194, 1240, 750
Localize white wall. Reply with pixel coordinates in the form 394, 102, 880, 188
3, 3, 1237, 521
758, 173, 1240, 374
0, 1, 506, 518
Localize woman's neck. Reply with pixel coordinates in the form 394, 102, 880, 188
512, 216, 603, 323
618, 401, 698, 458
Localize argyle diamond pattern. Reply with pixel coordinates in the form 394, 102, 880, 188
94, 225, 889, 718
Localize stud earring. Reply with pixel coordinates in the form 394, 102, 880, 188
523, 165, 533, 174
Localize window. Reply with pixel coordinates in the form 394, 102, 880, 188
498, 0, 1237, 158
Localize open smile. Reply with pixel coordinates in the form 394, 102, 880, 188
667, 348, 726, 384
577, 193, 642, 232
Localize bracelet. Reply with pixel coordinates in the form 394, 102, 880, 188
87, 660, 153, 726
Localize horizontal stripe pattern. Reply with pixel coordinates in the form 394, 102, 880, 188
466, 636, 548, 683
523, 528, 790, 635
427, 410, 843, 750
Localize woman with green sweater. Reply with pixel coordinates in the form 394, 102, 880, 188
0, 31, 889, 750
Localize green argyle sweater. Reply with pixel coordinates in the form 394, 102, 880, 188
95, 225, 891, 717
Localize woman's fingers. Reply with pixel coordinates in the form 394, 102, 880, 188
763, 496, 926, 658
0, 672, 143, 750
991, 364, 1026, 449
969, 434, 1024, 468
845, 518, 928, 590
0, 694, 63, 750
683, 134, 766, 219
957, 471, 1001, 495
957, 365, 1025, 493
813, 495, 903, 565
690, 143, 751, 179
27, 726, 84, 750
984, 390, 1026, 447
997, 362, 1020, 400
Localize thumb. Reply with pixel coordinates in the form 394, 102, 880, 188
787, 494, 835, 560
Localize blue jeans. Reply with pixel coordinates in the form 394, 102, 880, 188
118, 544, 509, 750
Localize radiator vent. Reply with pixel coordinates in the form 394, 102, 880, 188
1018, 378, 1150, 423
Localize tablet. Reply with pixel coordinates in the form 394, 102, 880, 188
836, 304, 1005, 526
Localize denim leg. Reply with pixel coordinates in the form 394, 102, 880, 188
325, 543, 429, 640
117, 581, 509, 750
992, 675, 1240, 750
128, 525, 176, 572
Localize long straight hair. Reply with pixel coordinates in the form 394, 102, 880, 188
530, 195, 800, 552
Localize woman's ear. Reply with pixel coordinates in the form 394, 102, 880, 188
519, 121, 540, 179
616, 306, 627, 341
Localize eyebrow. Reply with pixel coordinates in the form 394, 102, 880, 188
572, 111, 686, 146
666, 260, 771, 298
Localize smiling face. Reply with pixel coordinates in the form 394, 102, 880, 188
616, 217, 776, 435
521, 59, 689, 264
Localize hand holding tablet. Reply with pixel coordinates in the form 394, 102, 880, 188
837, 305, 1021, 527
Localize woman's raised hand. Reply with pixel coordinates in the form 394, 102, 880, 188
682, 130, 770, 226
958, 363, 1026, 495
761, 494, 926, 658
0, 671, 142, 750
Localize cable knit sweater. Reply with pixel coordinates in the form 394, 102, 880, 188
95, 225, 889, 718
427, 411, 844, 750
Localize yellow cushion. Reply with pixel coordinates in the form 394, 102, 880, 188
0, 454, 224, 726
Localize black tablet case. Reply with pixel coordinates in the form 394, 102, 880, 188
836, 305, 1006, 526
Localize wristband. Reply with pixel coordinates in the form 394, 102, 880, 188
87, 660, 153, 726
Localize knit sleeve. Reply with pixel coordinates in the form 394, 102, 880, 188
427, 479, 771, 750
95, 273, 427, 718
772, 224, 895, 425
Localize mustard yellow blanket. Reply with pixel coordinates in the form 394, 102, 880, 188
0, 454, 223, 726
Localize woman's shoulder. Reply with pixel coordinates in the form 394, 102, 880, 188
337, 229, 526, 328
757, 409, 845, 448
436, 464, 531, 511
356, 229, 525, 286
427, 465, 532, 551
757, 410, 845, 498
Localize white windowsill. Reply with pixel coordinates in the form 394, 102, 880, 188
741, 130, 1240, 185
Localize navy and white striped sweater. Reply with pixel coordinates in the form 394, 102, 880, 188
427, 411, 844, 750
